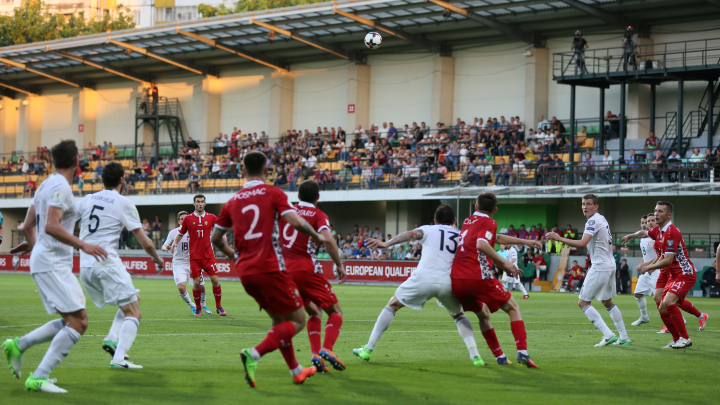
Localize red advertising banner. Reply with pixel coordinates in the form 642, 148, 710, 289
0, 255, 417, 283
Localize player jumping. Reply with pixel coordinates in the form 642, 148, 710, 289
355, 204, 488, 367
171, 194, 226, 316
163, 211, 208, 315
280, 180, 347, 373
212, 151, 326, 387
500, 243, 529, 299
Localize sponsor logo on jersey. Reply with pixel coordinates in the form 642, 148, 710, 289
587, 227, 595, 231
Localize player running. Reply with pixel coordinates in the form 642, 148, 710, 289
171, 194, 226, 316
354, 204, 488, 367
280, 180, 347, 373
76, 162, 164, 369
211, 151, 326, 387
500, 243, 529, 299
162, 211, 209, 315
3, 140, 107, 393
451, 192, 539, 367
629, 213, 660, 326
546, 194, 631, 347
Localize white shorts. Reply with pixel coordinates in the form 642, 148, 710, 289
172, 262, 204, 286
80, 265, 139, 309
579, 269, 616, 302
634, 270, 661, 296
502, 273, 521, 284
33, 271, 86, 315
395, 278, 463, 316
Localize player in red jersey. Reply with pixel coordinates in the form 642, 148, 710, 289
211, 151, 326, 387
280, 180, 347, 374
451, 192, 540, 367
171, 194, 226, 316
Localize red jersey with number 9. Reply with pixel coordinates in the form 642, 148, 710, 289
279, 202, 331, 274
215, 180, 294, 276
451, 212, 498, 280
178, 212, 217, 261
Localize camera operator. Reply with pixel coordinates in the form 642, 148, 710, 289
622, 26, 637, 71
571, 30, 589, 74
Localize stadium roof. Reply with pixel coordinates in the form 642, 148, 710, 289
0, 0, 717, 95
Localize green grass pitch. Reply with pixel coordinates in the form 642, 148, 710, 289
1, 273, 719, 405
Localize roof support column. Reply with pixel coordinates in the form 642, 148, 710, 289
627, 38, 654, 141
200, 77, 222, 144
524, 47, 549, 131
347, 65, 370, 141
431, 56, 455, 129
269, 71, 294, 139
0, 97, 19, 155
17, 96, 43, 154
76, 89, 97, 149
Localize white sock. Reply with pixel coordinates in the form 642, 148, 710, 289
454, 315, 480, 359
180, 292, 194, 307
201, 292, 207, 307
250, 347, 261, 361
517, 282, 528, 296
366, 306, 396, 350
106, 310, 125, 342
536, 269, 540, 278
582, 306, 614, 337
18, 319, 65, 352
636, 296, 648, 319
607, 305, 629, 341
34, 326, 81, 378
289, 365, 303, 376
113, 317, 139, 363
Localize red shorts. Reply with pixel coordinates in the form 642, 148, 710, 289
190, 258, 217, 279
662, 272, 696, 302
241, 271, 303, 315
451, 277, 511, 313
289, 271, 338, 308
655, 269, 670, 290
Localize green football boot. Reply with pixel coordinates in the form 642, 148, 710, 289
25, 372, 68, 394
472, 356, 487, 367
240, 349, 258, 388
352, 346, 372, 361
3, 337, 23, 378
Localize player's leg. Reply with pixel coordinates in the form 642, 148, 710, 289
174, 265, 196, 312
176, 281, 196, 313
516, 280, 529, 298
677, 299, 708, 330
499, 296, 538, 367
206, 263, 225, 315
534, 262, 540, 280
474, 305, 510, 364
664, 276, 695, 348
437, 285, 484, 366
191, 277, 203, 315
111, 298, 142, 369
304, 302, 329, 373
601, 299, 630, 344
355, 295, 404, 361
319, 302, 345, 370
4, 319, 65, 379
578, 271, 617, 346
102, 309, 126, 358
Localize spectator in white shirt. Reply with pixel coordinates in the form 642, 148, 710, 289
510, 157, 527, 186
307, 152, 318, 169
378, 122, 389, 139
600, 150, 613, 184
537, 115, 551, 132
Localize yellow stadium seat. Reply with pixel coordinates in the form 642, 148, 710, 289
82, 172, 93, 180
167, 181, 180, 189
72, 184, 79, 192
228, 179, 240, 189
215, 179, 228, 189
91, 183, 103, 192
239, 178, 247, 187
134, 182, 146, 194
331, 162, 343, 171
449, 172, 462, 181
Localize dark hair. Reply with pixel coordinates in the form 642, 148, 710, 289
647, 212, 655, 217
51, 140, 78, 169
476, 192, 497, 214
656, 201, 674, 213
243, 151, 267, 176
101, 162, 125, 189
193, 194, 206, 203
177, 211, 189, 221
434, 204, 455, 225
298, 180, 320, 204
583, 193, 599, 205
641, 215, 647, 220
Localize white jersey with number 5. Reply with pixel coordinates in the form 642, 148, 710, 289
640, 237, 657, 263
77, 189, 143, 268
409, 224, 461, 284
164, 227, 190, 263
583, 213, 614, 272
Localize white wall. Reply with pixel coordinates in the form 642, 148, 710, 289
95, 82, 143, 146
292, 61, 349, 131
219, 68, 274, 136
41, 90, 77, 147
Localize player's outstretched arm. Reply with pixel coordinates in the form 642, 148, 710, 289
496, 234, 542, 250
546, 232, 591, 248
621, 230, 648, 245
45, 206, 108, 261
283, 211, 325, 244
640, 255, 672, 273
132, 228, 164, 273
211, 227, 235, 260
366, 229, 423, 249
477, 239, 521, 277
10, 241, 30, 254
321, 228, 346, 283
20, 205, 37, 251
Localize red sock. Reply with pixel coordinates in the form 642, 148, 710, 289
212, 285, 222, 308
481, 329, 504, 358
192, 289, 202, 308
279, 341, 299, 371
659, 311, 680, 341
307, 316, 322, 354
667, 304, 689, 339
510, 320, 527, 351
323, 314, 343, 351
254, 321, 297, 357
678, 300, 701, 318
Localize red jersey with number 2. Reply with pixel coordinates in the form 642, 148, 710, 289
179, 212, 217, 261
280, 202, 330, 274
215, 181, 294, 276
451, 212, 498, 280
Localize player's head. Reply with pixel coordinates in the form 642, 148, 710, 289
654, 201, 673, 225
640, 215, 648, 231
476, 192, 498, 216
647, 212, 656, 228
193, 194, 206, 213
52, 140, 79, 170
101, 162, 125, 190
242, 151, 267, 178
499, 244, 506, 251
581, 194, 599, 218
573, 260, 578, 265
177, 211, 188, 225
298, 180, 320, 205
434, 204, 455, 226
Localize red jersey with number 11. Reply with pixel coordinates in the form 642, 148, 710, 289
178, 212, 217, 260
215, 180, 295, 276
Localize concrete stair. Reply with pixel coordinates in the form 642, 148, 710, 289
534, 280, 553, 292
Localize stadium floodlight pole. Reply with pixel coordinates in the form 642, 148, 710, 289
0, 78, 39, 97
176, 29, 289, 72
0, 57, 87, 88
108, 39, 213, 77
50, 50, 151, 87
250, 18, 353, 60
332, 5, 440, 53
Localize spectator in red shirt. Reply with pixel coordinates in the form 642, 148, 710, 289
532, 252, 547, 280
566, 260, 584, 292
644, 131, 658, 151
22, 175, 36, 198
142, 160, 152, 176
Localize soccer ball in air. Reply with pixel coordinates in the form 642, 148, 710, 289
364, 32, 382, 49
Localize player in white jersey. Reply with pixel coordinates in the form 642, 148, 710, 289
3, 140, 107, 394
500, 244, 529, 299
546, 194, 630, 347
76, 162, 163, 369
630, 213, 660, 326
162, 211, 208, 314
354, 204, 486, 366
